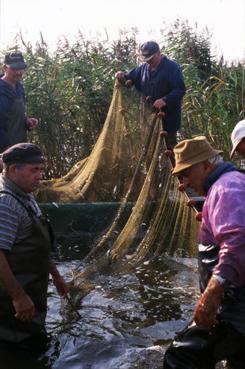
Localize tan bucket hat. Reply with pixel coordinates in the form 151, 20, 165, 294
172, 136, 223, 175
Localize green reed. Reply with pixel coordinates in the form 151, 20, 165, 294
1, 22, 244, 177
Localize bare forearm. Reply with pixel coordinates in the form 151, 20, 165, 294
193, 276, 224, 328
48, 259, 60, 279
48, 259, 69, 297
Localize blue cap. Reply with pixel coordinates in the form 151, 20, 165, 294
4, 52, 27, 70
140, 41, 160, 61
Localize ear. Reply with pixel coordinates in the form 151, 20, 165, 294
6, 164, 18, 177
203, 160, 213, 173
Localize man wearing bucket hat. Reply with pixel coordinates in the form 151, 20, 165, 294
230, 119, 245, 159
115, 41, 186, 152
163, 136, 245, 368
0, 52, 39, 153
0, 143, 69, 352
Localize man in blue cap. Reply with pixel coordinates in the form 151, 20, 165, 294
0, 143, 69, 352
0, 52, 39, 153
115, 41, 186, 152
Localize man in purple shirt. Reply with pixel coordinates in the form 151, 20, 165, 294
163, 136, 245, 369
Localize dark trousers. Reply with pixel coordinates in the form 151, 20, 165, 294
165, 131, 177, 151
163, 322, 245, 369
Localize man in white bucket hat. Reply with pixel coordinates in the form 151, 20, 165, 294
230, 119, 245, 158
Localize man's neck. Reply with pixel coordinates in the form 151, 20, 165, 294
149, 55, 163, 71
1, 75, 17, 89
2, 175, 30, 198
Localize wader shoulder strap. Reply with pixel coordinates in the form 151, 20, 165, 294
0, 190, 35, 216
0, 190, 57, 252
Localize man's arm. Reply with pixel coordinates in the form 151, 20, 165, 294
194, 176, 245, 328
162, 67, 186, 110
0, 198, 36, 320
193, 275, 224, 328
0, 250, 35, 320
209, 181, 245, 287
0, 94, 12, 151
115, 70, 135, 88
48, 260, 69, 297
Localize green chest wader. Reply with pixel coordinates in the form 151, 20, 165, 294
7, 96, 27, 145
0, 192, 53, 344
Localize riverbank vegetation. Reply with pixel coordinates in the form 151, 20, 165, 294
2, 20, 244, 177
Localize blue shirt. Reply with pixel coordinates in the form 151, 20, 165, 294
125, 56, 186, 132
0, 78, 26, 151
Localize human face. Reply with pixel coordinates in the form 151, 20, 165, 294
178, 162, 208, 195
235, 140, 245, 158
3, 65, 25, 85
9, 163, 45, 193
145, 51, 161, 68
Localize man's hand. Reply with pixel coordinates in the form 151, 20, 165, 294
26, 117, 38, 130
115, 71, 125, 81
0, 250, 35, 321
49, 261, 69, 297
178, 182, 187, 192
115, 71, 133, 88
125, 80, 133, 88
193, 276, 224, 328
153, 98, 166, 110
52, 274, 69, 297
13, 291, 35, 321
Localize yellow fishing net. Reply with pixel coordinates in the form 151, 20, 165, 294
36, 83, 145, 203
37, 82, 199, 265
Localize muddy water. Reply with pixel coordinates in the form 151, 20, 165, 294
1, 244, 199, 369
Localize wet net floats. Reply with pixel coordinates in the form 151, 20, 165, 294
36, 83, 200, 282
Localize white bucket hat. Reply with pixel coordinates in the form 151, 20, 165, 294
230, 119, 245, 158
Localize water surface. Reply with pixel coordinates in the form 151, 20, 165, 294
1, 244, 199, 369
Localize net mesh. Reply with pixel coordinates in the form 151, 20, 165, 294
36, 83, 145, 203
37, 83, 199, 271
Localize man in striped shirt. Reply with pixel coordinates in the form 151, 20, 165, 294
0, 142, 69, 351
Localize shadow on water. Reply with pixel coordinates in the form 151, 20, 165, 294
0, 241, 200, 369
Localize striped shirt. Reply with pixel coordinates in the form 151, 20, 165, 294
0, 175, 41, 251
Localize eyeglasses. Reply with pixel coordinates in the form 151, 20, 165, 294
142, 53, 156, 62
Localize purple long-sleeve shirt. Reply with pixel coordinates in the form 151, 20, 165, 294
199, 171, 245, 288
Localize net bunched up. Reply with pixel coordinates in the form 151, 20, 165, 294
37, 83, 199, 270
36, 83, 145, 203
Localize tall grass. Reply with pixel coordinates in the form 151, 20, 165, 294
2, 22, 244, 176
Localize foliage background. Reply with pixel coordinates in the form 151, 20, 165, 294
2, 20, 244, 177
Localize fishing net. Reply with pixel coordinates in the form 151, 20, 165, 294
37, 82, 199, 270
36, 83, 145, 203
